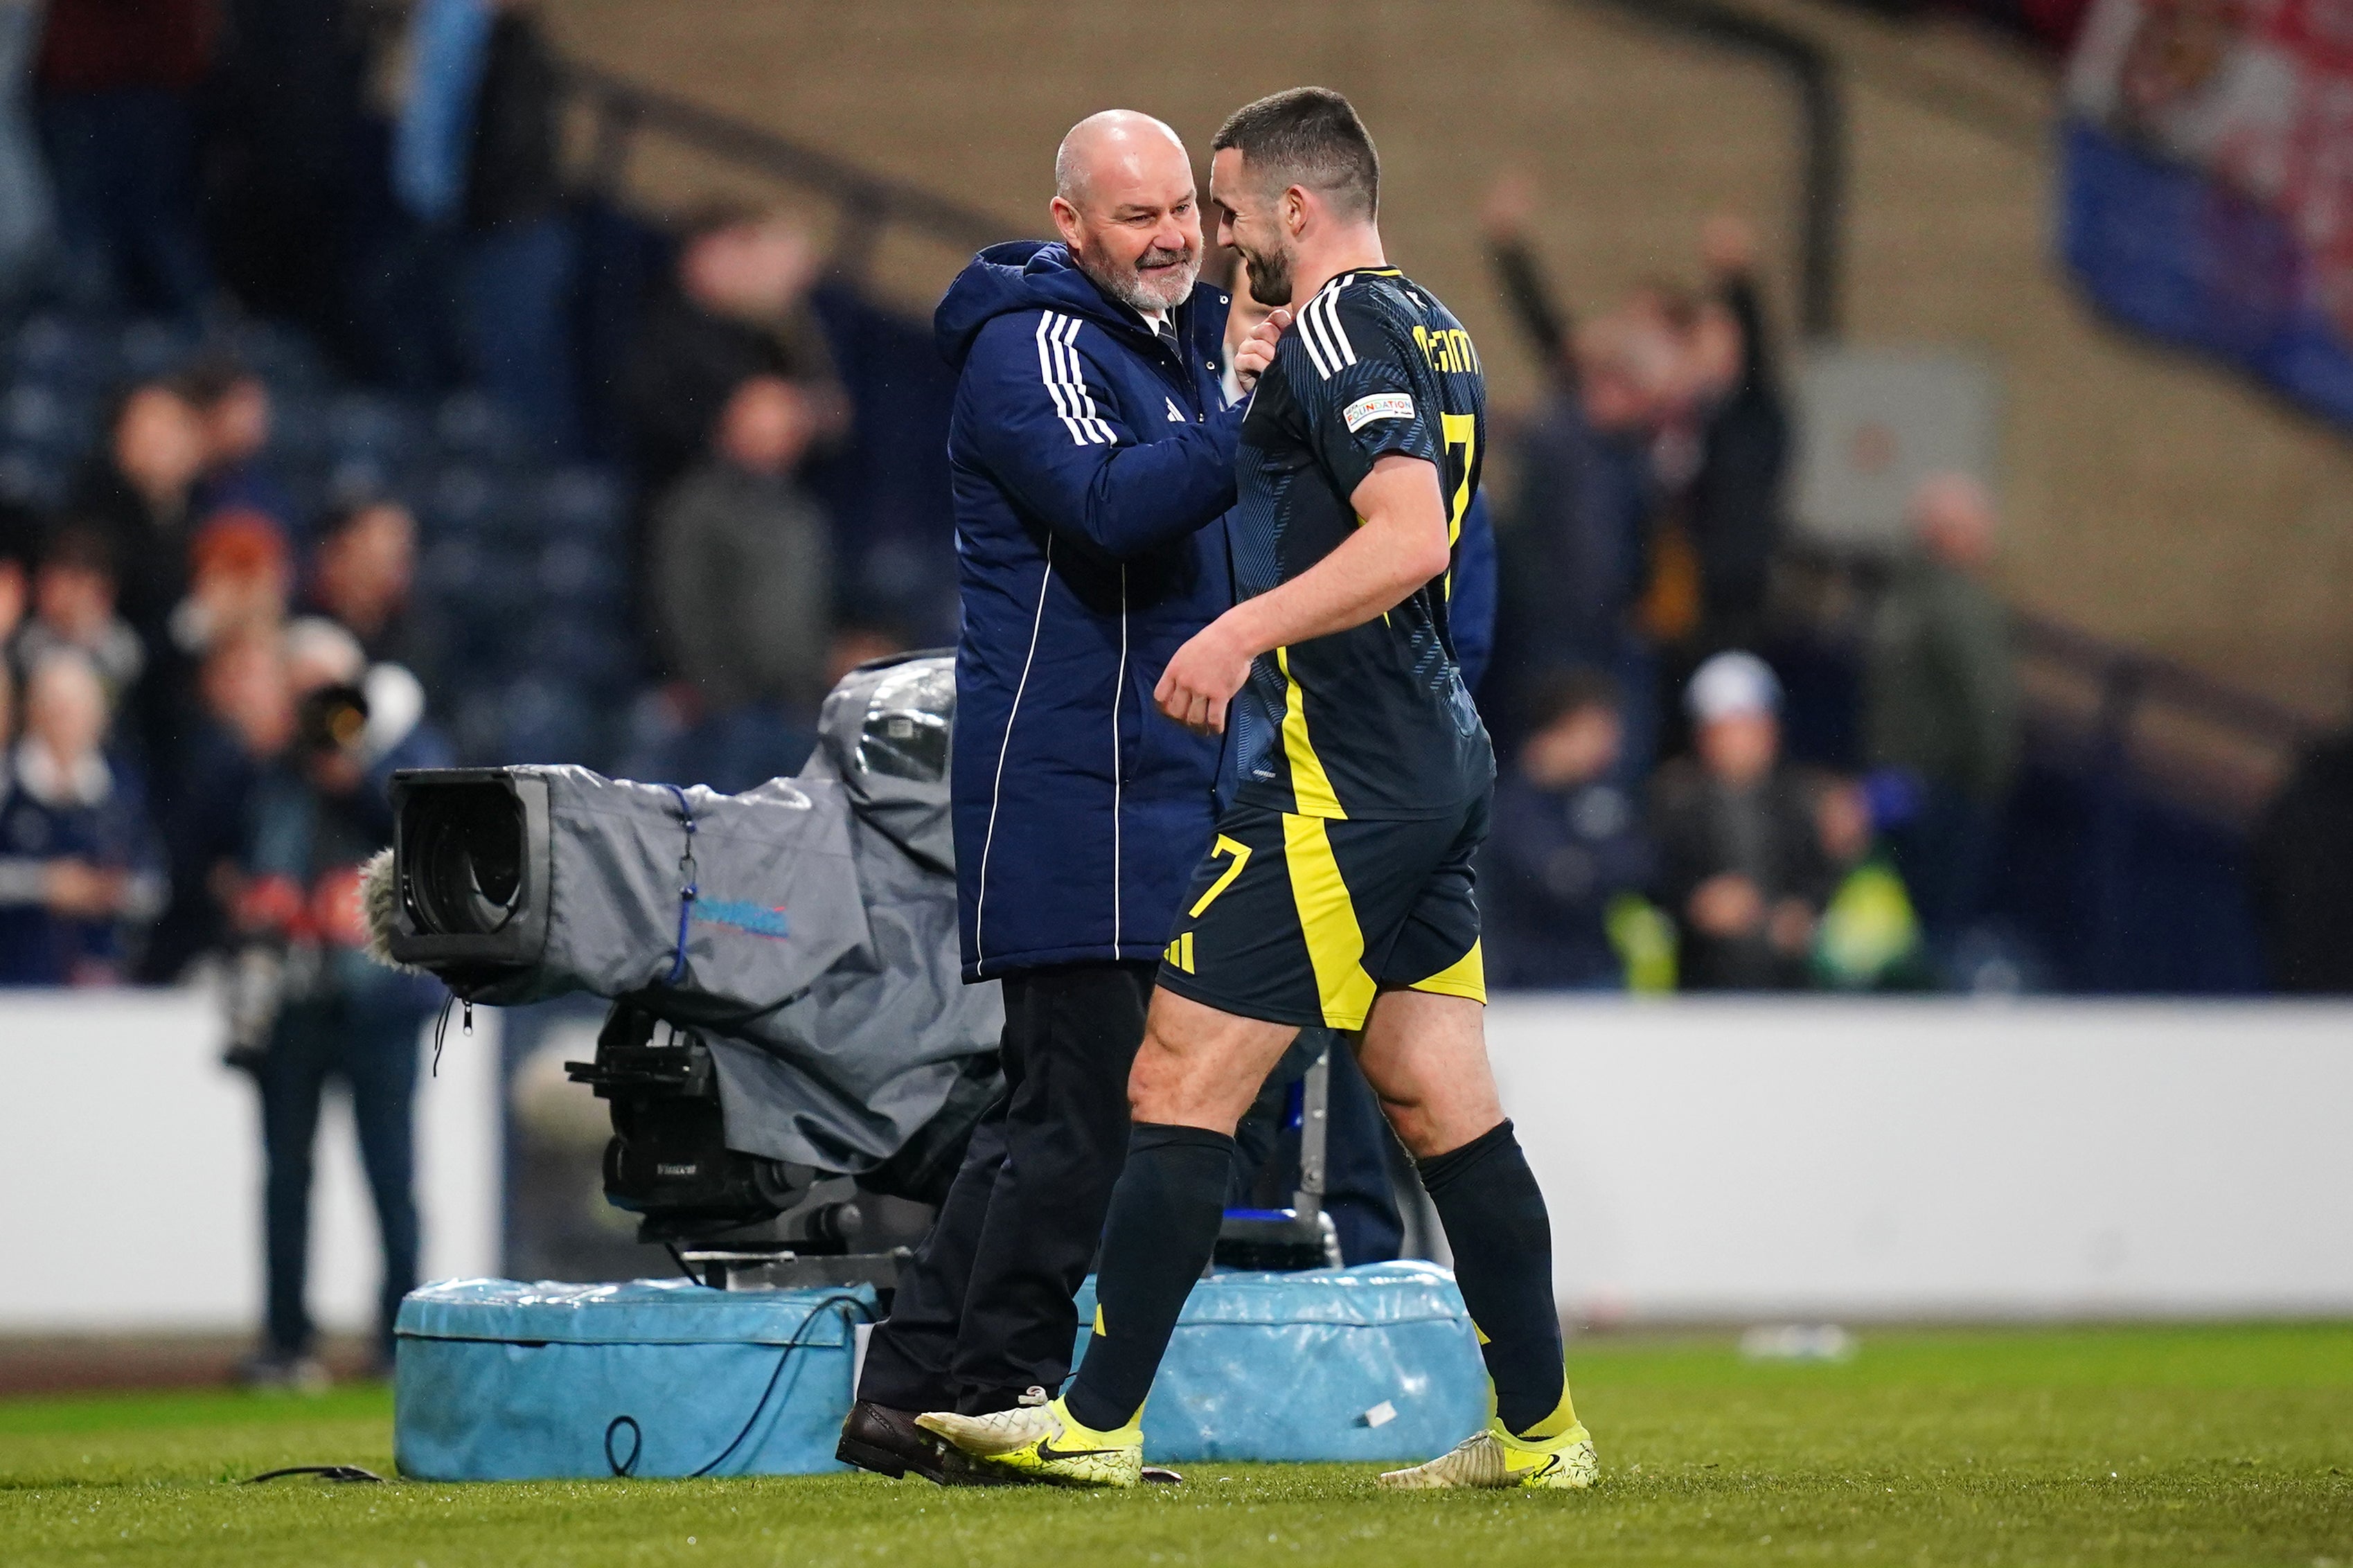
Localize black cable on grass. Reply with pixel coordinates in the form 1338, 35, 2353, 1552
247, 1465, 385, 1484
601, 1291, 873, 1479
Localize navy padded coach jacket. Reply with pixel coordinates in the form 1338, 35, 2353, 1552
939, 241, 1242, 981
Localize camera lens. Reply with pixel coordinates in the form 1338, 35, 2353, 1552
402, 783, 525, 936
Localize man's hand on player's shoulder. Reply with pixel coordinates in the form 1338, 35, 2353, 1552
1230, 308, 1290, 393
1155, 614, 1257, 736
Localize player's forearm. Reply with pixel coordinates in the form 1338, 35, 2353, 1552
1215, 457, 1452, 656
1218, 517, 1444, 655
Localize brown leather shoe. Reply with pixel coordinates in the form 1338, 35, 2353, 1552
838, 1400, 1022, 1487
838, 1400, 949, 1484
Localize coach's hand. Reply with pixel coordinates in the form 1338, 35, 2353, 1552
1230, 308, 1290, 393
1156, 616, 1255, 736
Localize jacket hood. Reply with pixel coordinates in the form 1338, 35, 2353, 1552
936, 240, 1209, 370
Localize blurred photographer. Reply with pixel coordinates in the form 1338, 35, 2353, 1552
231, 626, 449, 1387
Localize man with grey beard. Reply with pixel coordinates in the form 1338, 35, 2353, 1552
837, 111, 1285, 1486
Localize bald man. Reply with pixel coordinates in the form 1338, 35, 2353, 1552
838, 112, 1284, 1485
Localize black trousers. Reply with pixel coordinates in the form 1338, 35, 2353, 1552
857, 961, 1151, 1414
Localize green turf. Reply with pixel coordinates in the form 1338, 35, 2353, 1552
4, 1324, 2350, 1567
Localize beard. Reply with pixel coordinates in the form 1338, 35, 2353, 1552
1236, 238, 1295, 308
1078, 240, 1200, 316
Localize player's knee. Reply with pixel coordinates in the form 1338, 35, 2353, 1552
1378, 1095, 1446, 1161
1126, 1032, 1187, 1123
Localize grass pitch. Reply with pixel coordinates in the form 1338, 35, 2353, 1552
3, 1324, 2350, 1567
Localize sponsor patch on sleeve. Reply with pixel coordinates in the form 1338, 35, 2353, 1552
1342, 391, 1416, 433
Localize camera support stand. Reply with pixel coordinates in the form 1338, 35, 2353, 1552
1214, 1042, 1344, 1271
677, 1247, 912, 1293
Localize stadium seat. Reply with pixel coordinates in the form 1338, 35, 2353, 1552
421, 465, 513, 536
535, 537, 625, 607
434, 390, 531, 465
531, 467, 628, 540
325, 391, 426, 470
118, 320, 199, 382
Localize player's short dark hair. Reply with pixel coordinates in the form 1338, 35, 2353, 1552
1212, 87, 1379, 221
1524, 666, 1621, 733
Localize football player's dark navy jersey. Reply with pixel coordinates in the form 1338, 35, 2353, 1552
1227, 267, 1495, 821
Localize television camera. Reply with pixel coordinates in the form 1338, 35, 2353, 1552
369, 654, 1001, 1294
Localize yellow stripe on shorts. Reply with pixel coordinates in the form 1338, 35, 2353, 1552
1408, 937, 1487, 1004
1280, 812, 1377, 1030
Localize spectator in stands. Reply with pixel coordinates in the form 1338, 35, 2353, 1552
33, 0, 215, 319
1863, 472, 2019, 952
1484, 668, 1651, 988
201, 0, 366, 343
394, 0, 579, 453
1675, 215, 1791, 651
646, 375, 832, 791
70, 380, 206, 766
623, 204, 847, 497
168, 509, 292, 663
143, 619, 293, 981
1478, 175, 1670, 752
307, 499, 422, 667
1809, 773, 1928, 992
0, 648, 163, 984
0, 536, 24, 648
235, 670, 443, 1386
15, 525, 143, 711
184, 361, 298, 535
75, 381, 206, 636
1651, 651, 1836, 991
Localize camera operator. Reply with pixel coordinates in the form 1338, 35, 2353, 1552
231, 625, 451, 1388
840, 109, 1284, 1481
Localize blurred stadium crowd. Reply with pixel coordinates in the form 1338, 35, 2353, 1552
1469, 179, 2021, 997
0, 0, 2329, 1014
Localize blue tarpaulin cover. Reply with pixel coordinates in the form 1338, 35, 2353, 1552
391, 1263, 1488, 1479
1074, 1263, 1489, 1463
393, 1279, 875, 1480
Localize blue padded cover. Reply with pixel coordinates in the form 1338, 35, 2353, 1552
1073, 1262, 1488, 1462
393, 1279, 874, 1480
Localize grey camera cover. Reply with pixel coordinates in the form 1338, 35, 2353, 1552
456, 654, 1001, 1172
465, 769, 868, 1019
801, 652, 956, 875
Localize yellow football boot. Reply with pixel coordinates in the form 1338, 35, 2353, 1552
1378, 1413, 1597, 1491
915, 1394, 1142, 1489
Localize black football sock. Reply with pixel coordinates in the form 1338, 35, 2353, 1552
1417, 1118, 1576, 1438
1063, 1122, 1234, 1433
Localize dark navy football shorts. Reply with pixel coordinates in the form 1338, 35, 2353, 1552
1153, 794, 1487, 1032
